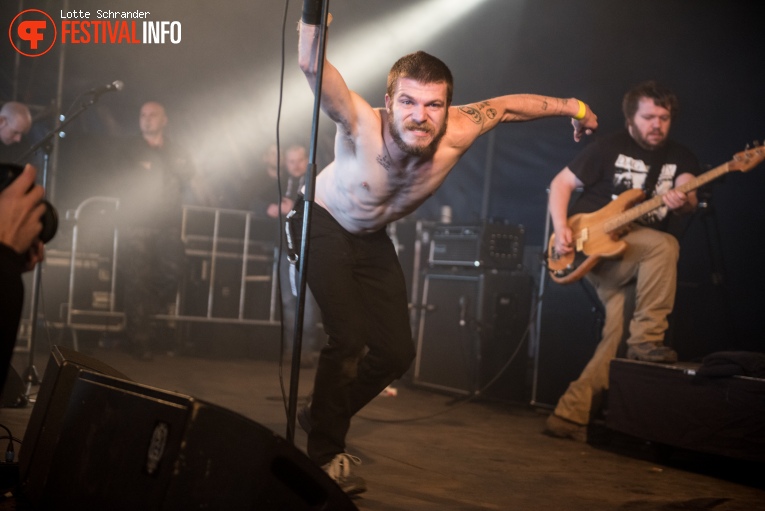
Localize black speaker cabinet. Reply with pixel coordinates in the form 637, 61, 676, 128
19, 345, 131, 492
413, 270, 532, 402
0, 366, 27, 408
607, 359, 765, 462
20, 347, 357, 510
532, 277, 604, 408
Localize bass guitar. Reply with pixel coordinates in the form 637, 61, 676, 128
546, 142, 765, 285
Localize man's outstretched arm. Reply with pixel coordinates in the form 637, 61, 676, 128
456, 94, 598, 142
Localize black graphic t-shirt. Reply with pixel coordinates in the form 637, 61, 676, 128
568, 130, 700, 231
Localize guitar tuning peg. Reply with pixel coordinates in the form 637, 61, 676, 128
754, 140, 762, 147
744, 143, 750, 150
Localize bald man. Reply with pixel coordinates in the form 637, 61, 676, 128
118, 101, 202, 360
0, 102, 32, 146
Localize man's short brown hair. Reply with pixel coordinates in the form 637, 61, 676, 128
387, 51, 454, 106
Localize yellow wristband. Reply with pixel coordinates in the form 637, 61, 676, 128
573, 100, 586, 121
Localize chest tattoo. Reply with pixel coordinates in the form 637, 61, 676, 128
377, 154, 393, 172
375, 153, 418, 194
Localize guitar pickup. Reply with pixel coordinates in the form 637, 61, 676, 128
576, 228, 588, 252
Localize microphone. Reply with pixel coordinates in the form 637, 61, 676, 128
88, 80, 124, 96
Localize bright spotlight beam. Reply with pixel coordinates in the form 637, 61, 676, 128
194, 0, 494, 176
281, 0, 493, 121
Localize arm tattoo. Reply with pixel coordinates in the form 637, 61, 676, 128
459, 102, 498, 124
459, 105, 483, 124
477, 101, 497, 120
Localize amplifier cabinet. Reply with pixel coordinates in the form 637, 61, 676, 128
413, 270, 533, 402
531, 277, 604, 407
414, 271, 482, 395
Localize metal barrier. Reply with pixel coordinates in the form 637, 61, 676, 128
66, 197, 125, 336
169, 205, 279, 325
17, 200, 280, 352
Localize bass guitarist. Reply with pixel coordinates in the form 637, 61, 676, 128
544, 81, 699, 441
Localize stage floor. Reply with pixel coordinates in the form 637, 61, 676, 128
2, 341, 764, 511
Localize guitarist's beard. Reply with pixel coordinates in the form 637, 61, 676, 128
628, 123, 668, 151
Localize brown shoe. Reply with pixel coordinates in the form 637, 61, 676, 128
544, 414, 587, 442
627, 343, 678, 364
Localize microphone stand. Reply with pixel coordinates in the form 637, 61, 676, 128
15, 91, 112, 401
286, 0, 331, 444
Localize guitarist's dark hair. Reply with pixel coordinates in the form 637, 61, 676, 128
622, 80, 679, 126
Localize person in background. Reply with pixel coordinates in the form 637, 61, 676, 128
0, 102, 33, 163
251, 144, 288, 218
0, 102, 32, 147
118, 101, 206, 360
279, 144, 324, 369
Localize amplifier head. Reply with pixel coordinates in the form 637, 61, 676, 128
427, 223, 524, 270
428, 226, 481, 267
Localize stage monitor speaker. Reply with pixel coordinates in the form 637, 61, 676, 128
607, 359, 765, 462
19, 349, 357, 510
532, 277, 604, 408
413, 270, 532, 402
19, 345, 130, 491
1, 367, 28, 408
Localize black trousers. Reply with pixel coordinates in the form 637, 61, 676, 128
121, 227, 185, 353
290, 199, 415, 465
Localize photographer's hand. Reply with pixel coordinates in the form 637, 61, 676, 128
24, 240, 45, 272
0, 164, 45, 258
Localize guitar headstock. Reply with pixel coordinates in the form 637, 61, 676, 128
731, 140, 765, 173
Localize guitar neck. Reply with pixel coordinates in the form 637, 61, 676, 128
604, 160, 731, 233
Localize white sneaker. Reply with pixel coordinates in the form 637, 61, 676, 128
321, 453, 367, 495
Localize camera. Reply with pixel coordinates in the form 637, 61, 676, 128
0, 162, 58, 243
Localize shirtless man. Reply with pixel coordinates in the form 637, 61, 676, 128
292, 1, 598, 494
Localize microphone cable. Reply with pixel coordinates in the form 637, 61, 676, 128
274, 0, 290, 420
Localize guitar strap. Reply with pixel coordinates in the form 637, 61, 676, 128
643, 144, 670, 197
